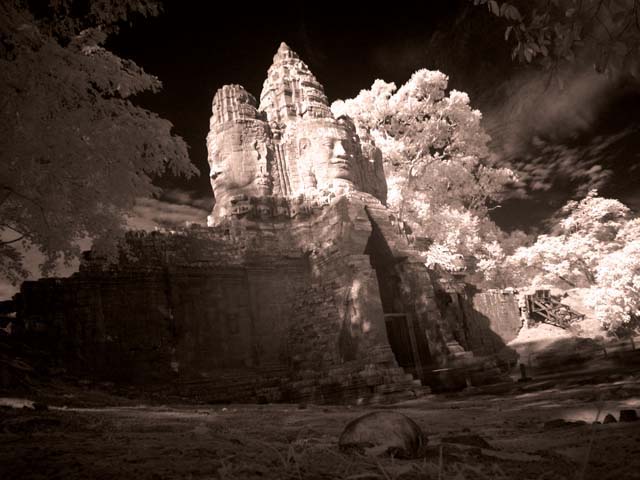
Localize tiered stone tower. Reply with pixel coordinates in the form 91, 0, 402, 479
260, 42, 333, 125
13, 44, 513, 403
206, 43, 387, 225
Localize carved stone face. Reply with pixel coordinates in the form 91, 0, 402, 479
208, 124, 272, 219
297, 119, 356, 190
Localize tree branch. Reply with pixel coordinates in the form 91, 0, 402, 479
1, 234, 24, 245
557, 274, 578, 288
528, 263, 578, 288
0, 222, 26, 246
0, 185, 50, 231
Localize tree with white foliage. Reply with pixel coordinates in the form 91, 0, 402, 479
589, 240, 640, 336
0, 1, 197, 284
508, 190, 631, 287
421, 206, 529, 287
331, 69, 516, 278
507, 191, 639, 335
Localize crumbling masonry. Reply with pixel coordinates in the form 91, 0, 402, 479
14, 44, 520, 403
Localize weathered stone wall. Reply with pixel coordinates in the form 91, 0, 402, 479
285, 283, 423, 403
17, 228, 309, 384
17, 273, 173, 382
426, 267, 521, 369
17, 194, 455, 400
12, 42, 501, 401
469, 291, 522, 347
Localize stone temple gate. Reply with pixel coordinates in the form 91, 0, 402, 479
13, 44, 517, 403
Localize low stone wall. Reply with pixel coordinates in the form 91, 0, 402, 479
462, 290, 521, 356
472, 291, 522, 343
15, 194, 448, 403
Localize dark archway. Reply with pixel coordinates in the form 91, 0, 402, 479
364, 222, 433, 378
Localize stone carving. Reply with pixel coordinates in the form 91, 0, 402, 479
259, 42, 333, 126
206, 43, 387, 225
285, 116, 359, 194
12, 42, 504, 406
206, 85, 273, 225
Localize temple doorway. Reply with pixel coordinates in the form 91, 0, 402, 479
364, 222, 432, 379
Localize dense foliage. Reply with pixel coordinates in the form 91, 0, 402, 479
472, 0, 640, 77
331, 70, 517, 280
0, 1, 196, 282
508, 191, 639, 334
335, 69, 638, 335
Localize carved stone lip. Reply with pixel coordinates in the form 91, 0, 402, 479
331, 156, 352, 165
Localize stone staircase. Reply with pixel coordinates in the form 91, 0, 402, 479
170, 364, 289, 403
426, 341, 513, 392
288, 363, 430, 405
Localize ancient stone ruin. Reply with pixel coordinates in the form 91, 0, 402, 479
13, 43, 519, 403
206, 43, 387, 225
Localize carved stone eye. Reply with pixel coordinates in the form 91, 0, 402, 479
210, 166, 223, 179
299, 138, 311, 151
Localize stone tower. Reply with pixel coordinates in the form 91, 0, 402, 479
13, 43, 511, 404
206, 42, 387, 226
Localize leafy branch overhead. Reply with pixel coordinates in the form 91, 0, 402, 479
0, 1, 197, 283
472, 0, 640, 76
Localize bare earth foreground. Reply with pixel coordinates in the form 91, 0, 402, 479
1, 365, 640, 480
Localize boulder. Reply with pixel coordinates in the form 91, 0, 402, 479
339, 411, 427, 459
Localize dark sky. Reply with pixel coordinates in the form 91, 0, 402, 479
107, 2, 471, 186
107, 1, 640, 233
3, 1, 639, 299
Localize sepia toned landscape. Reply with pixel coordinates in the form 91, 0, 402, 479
1, 1, 639, 479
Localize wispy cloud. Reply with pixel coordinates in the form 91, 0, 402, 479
484, 66, 615, 155
0, 190, 211, 299
483, 66, 639, 202
0, 282, 17, 301
501, 130, 633, 199
126, 190, 210, 231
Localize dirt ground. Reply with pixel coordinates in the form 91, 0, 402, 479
1, 327, 640, 480
1, 368, 640, 480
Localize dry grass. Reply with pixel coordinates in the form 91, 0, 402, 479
2, 384, 639, 480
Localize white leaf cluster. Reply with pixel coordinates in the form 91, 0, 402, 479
331, 68, 516, 279
587, 236, 640, 333
508, 190, 639, 334
509, 190, 630, 287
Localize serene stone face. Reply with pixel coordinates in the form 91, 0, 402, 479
207, 43, 388, 224
208, 123, 272, 221
297, 118, 357, 191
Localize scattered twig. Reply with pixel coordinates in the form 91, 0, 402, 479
286, 442, 302, 480
0, 233, 24, 245
577, 402, 603, 480
375, 460, 392, 480
253, 439, 288, 470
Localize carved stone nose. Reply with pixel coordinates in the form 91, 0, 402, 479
334, 141, 347, 157
210, 166, 223, 179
